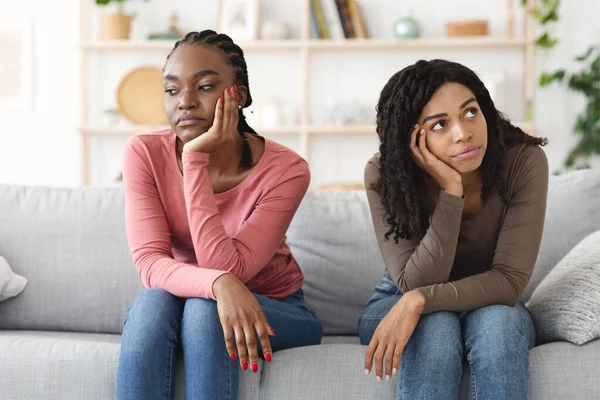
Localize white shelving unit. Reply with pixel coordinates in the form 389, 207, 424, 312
79, 0, 536, 185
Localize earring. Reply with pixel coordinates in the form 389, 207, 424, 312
238, 104, 243, 110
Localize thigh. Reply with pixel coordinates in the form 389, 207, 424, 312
254, 290, 323, 353
462, 301, 536, 350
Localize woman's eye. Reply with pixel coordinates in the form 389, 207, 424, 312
431, 120, 446, 131
165, 88, 178, 95
198, 84, 214, 91
465, 108, 478, 118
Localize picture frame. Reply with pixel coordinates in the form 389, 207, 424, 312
0, 18, 34, 111
216, 0, 260, 41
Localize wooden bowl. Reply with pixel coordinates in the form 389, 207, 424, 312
117, 66, 168, 125
445, 20, 489, 37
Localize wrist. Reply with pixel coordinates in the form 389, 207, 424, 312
406, 289, 426, 314
212, 273, 236, 299
443, 183, 463, 197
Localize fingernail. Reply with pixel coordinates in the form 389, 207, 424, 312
421, 128, 425, 134
269, 327, 276, 337
376, 376, 381, 382
219, 96, 223, 104
265, 352, 272, 362
251, 362, 258, 373
226, 87, 230, 95
386, 375, 391, 381
393, 368, 397, 375
413, 124, 418, 129
233, 84, 237, 93
241, 361, 248, 370
365, 368, 370, 375
230, 353, 236, 361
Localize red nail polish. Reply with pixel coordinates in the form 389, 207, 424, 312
251, 362, 258, 373
233, 85, 237, 93
230, 353, 236, 361
269, 327, 276, 337
241, 361, 248, 370
226, 87, 230, 95
265, 352, 272, 362
219, 96, 223, 104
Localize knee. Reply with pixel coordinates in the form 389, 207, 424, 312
122, 288, 182, 349
465, 305, 530, 356
182, 298, 220, 335
410, 312, 463, 365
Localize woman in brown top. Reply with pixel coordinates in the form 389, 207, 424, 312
359, 59, 548, 400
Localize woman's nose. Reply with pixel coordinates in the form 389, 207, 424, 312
178, 89, 197, 110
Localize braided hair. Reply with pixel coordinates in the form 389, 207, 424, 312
166, 30, 256, 169
375, 59, 547, 243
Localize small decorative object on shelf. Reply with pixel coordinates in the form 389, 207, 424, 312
394, 9, 420, 40
148, 12, 184, 40
116, 66, 167, 125
217, 0, 258, 40
445, 20, 489, 37
326, 99, 375, 125
260, 21, 292, 40
102, 108, 123, 126
95, 0, 149, 40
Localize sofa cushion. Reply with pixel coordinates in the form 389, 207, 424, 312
0, 330, 260, 400
0, 256, 27, 302
0, 185, 142, 334
522, 169, 600, 302
287, 189, 386, 335
526, 230, 600, 345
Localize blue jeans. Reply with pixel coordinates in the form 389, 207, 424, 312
116, 288, 322, 400
358, 270, 536, 400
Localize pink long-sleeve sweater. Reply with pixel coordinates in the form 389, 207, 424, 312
122, 129, 309, 300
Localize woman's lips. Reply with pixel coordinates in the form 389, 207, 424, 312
177, 117, 201, 127
453, 146, 481, 160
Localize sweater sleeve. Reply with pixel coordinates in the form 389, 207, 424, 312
364, 159, 465, 293
418, 146, 549, 314
122, 141, 227, 299
182, 151, 310, 283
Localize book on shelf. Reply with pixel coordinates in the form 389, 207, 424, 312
311, 0, 368, 40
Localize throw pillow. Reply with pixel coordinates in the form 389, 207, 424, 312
0, 256, 27, 302
526, 230, 600, 345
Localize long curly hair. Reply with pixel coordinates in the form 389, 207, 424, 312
375, 59, 547, 243
166, 30, 256, 169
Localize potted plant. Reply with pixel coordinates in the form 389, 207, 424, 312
96, 0, 148, 40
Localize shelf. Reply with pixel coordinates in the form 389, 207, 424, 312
307, 37, 528, 50
80, 37, 527, 52
81, 40, 304, 51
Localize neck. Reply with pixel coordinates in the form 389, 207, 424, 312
460, 169, 481, 188
176, 132, 244, 173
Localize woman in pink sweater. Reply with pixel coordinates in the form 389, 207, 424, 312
116, 30, 322, 400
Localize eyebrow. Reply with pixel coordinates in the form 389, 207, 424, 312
163, 69, 220, 82
421, 97, 478, 125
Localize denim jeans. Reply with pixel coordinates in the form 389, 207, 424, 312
116, 288, 322, 400
358, 270, 536, 400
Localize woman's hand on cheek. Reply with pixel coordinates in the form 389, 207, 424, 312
410, 125, 463, 197
183, 85, 239, 153
364, 290, 425, 382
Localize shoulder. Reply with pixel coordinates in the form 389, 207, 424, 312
504, 143, 549, 196
364, 153, 381, 186
125, 128, 173, 158
262, 138, 310, 187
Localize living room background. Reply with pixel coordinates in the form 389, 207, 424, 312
0, 0, 598, 186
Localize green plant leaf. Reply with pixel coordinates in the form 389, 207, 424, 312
536, 32, 558, 49
575, 46, 596, 62
95, 0, 111, 4
521, 0, 527, 5
539, 70, 565, 87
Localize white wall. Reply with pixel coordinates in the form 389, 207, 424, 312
0, 0, 80, 186
0, 0, 598, 186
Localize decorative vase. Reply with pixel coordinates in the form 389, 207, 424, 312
101, 13, 132, 40
394, 9, 420, 39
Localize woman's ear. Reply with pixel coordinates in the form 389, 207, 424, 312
236, 85, 249, 108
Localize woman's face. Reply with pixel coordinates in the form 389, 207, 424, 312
163, 44, 247, 144
416, 82, 488, 173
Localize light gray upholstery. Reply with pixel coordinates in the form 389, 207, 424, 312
1, 168, 599, 399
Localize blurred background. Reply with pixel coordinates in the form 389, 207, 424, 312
0, 0, 598, 188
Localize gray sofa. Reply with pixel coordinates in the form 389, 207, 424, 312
1, 168, 600, 400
